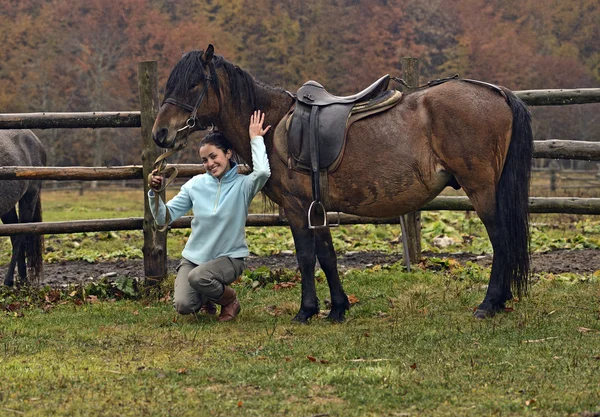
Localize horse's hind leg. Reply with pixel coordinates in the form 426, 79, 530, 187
285, 204, 320, 323
466, 190, 513, 317
315, 227, 350, 322
1, 208, 25, 286
18, 185, 44, 284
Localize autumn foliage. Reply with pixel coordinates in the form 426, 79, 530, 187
0, 0, 597, 166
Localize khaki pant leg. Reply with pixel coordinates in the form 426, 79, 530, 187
172, 258, 204, 315
187, 257, 245, 300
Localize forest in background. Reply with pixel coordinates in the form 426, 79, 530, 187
0, 0, 598, 167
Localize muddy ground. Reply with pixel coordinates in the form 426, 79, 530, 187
37, 249, 600, 286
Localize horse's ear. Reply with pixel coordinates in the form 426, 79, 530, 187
203, 44, 214, 63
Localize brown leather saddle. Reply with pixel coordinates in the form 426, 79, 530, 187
273, 74, 403, 228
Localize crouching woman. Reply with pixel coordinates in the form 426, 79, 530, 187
148, 110, 271, 321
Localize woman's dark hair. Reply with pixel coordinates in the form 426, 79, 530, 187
199, 131, 239, 166
199, 131, 232, 153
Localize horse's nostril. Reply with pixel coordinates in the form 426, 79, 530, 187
153, 128, 168, 144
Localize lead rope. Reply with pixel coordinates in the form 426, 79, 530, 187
148, 140, 188, 232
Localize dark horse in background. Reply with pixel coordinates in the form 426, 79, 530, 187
152, 45, 533, 322
0, 130, 46, 286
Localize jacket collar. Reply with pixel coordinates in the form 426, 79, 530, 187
208, 161, 238, 183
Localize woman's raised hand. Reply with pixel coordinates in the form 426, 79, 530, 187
249, 110, 271, 139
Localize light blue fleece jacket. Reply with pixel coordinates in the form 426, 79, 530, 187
148, 137, 270, 264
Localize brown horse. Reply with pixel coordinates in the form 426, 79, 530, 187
152, 45, 533, 322
0, 130, 46, 286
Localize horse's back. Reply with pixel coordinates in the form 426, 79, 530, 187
327, 79, 516, 216
0, 129, 46, 167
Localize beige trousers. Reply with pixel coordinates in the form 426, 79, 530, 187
173, 257, 245, 315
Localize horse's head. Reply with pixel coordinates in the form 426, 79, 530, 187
152, 45, 222, 149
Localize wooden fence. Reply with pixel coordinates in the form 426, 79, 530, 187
1, 60, 600, 281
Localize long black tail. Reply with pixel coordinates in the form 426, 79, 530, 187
25, 195, 44, 283
496, 88, 533, 298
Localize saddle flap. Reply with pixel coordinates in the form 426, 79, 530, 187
288, 101, 353, 169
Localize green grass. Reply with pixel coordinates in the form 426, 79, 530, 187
1, 267, 599, 416
2, 189, 600, 415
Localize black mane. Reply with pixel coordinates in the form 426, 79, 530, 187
164, 51, 208, 99
164, 50, 259, 112
165, 50, 288, 113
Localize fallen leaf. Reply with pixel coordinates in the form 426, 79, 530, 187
525, 399, 536, 406
45, 290, 61, 303
237, 401, 243, 407
177, 368, 187, 374
307, 356, 317, 362
320, 359, 330, 364
7, 302, 22, 312
577, 327, 595, 333
86, 295, 99, 304
410, 363, 417, 370
132, 310, 139, 316
348, 294, 360, 305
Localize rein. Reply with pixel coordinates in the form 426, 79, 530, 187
149, 61, 221, 232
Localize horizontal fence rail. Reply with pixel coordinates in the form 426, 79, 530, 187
515, 88, 600, 106
2, 197, 600, 236
0, 112, 141, 129
0, 89, 598, 130
0, 165, 250, 180
1, 140, 600, 181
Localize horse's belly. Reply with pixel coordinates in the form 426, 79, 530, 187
330, 167, 451, 218
0, 181, 28, 216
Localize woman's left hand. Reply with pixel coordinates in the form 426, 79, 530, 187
249, 110, 271, 139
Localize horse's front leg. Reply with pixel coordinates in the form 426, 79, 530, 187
315, 227, 349, 322
285, 205, 320, 323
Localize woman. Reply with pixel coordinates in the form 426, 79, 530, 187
148, 110, 271, 321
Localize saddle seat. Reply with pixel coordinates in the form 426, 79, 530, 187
297, 74, 391, 106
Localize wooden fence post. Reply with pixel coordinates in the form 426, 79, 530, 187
401, 57, 422, 265
138, 61, 168, 285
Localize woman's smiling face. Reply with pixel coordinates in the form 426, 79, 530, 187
199, 144, 232, 179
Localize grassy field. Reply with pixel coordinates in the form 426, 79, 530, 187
1, 186, 600, 416
1, 265, 599, 416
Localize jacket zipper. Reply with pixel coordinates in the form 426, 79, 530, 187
213, 180, 222, 213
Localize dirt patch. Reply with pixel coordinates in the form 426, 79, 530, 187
37, 249, 600, 287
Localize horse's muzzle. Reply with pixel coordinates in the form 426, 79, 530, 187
152, 127, 174, 148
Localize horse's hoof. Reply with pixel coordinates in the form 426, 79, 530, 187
326, 309, 346, 323
473, 308, 496, 319
292, 309, 318, 324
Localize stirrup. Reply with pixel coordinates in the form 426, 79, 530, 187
308, 201, 328, 229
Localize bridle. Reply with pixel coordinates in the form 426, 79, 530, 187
149, 59, 222, 231
162, 59, 222, 139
